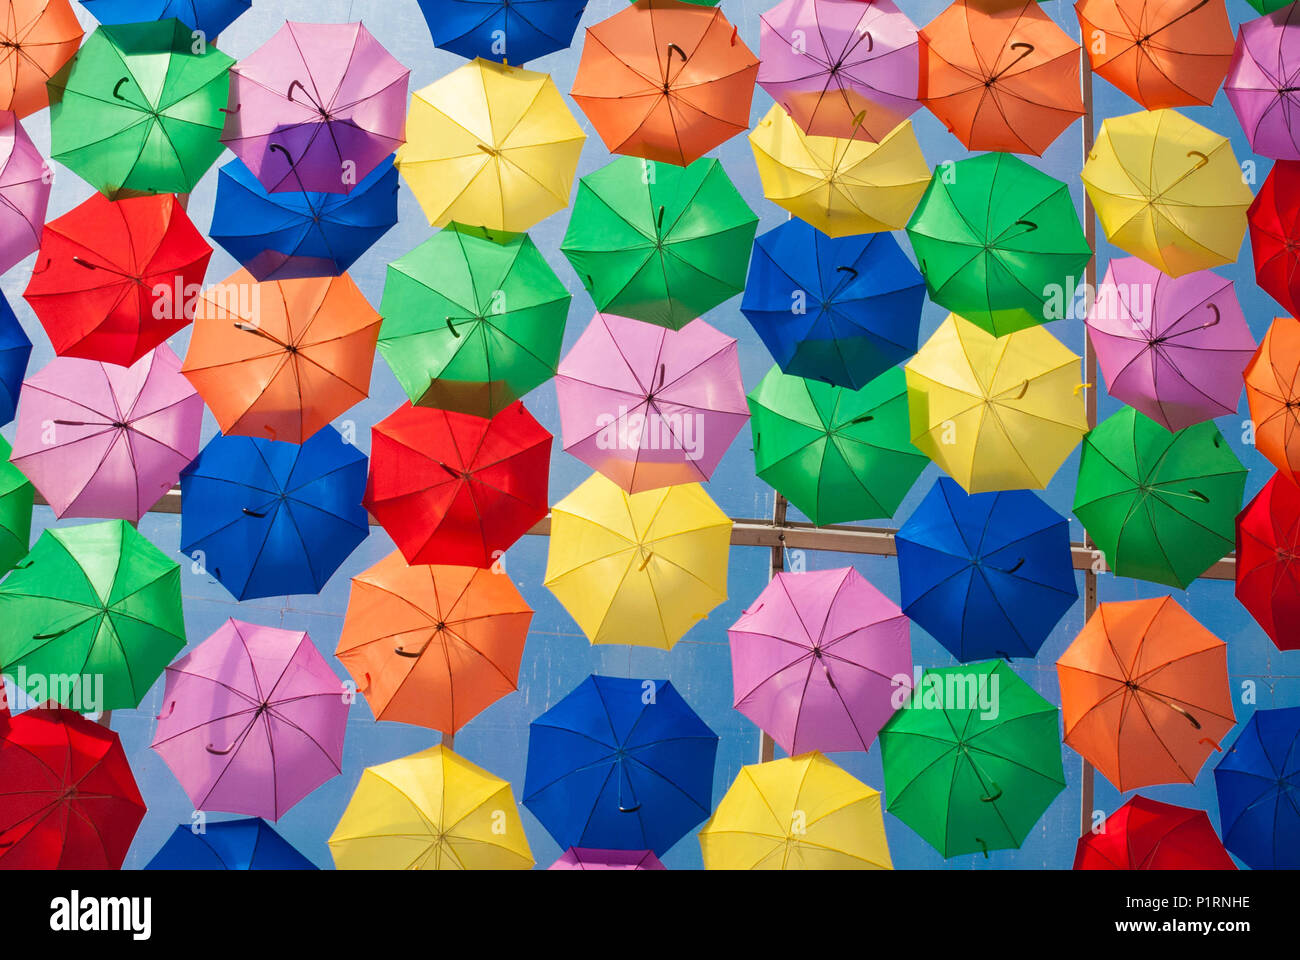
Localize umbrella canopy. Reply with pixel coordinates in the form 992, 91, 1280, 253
879, 660, 1066, 859
10, 346, 202, 523
906, 152, 1091, 337
896, 478, 1077, 662
556, 313, 749, 493
1082, 108, 1254, 277
415, 0, 589, 65
0, 112, 50, 276
0, 438, 31, 579
905, 313, 1087, 494
0, 292, 31, 427
1074, 407, 1245, 588
335, 551, 533, 734
561, 156, 758, 331
750, 104, 930, 236
748, 365, 927, 525
397, 58, 585, 233
918, 0, 1084, 155
329, 745, 533, 870
1245, 315, 1300, 485
379, 222, 572, 418
178, 428, 369, 601
699, 752, 892, 869
1246, 0, 1292, 11
741, 218, 924, 389
0, 0, 81, 118
544, 472, 730, 649
23, 192, 212, 367
1215, 706, 1300, 870
152, 618, 347, 820
146, 818, 316, 870
549, 848, 666, 870
182, 269, 381, 444
83, 1, 250, 37
1086, 258, 1255, 431
524, 674, 717, 856
1248, 160, 1300, 319
0, 707, 145, 869
1073, 796, 1236, 870
0, 520, 185, 712
1226, 3, 1300, 161
1236, 473, 1300, 652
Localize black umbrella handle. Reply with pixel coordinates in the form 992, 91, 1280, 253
113, 77, 130, 100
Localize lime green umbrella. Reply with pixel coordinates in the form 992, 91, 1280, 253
561, 156, 758, 331
0, 437, 32, 578
879, 660, 1066, 859
748, 364, 927, 526
48, 19, 233, 198
905, 153, 1091, 337
1074, 407, 1245, 589
0, 520, 185, 711
378, 223, 572, 418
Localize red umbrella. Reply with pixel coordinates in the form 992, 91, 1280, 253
1249, 159, 1300, 319
1074, 795, 1236, 869
1236, 471, 1300, 652
364, 401, 551, 568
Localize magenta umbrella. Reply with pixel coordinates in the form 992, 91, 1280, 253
1085, 257, 1256, 432
0, 111, 50, 275
728, 566, 912, 756
10, 345, 201, 522
555, 314, 749, 494
151, 619, 347, 821
757, 0, 920, 142
549, 848, 667, 870
1226, 3, 1300, 162
221, 21, 409, 193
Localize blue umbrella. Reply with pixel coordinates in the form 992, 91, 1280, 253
81, 1, 251, 37
146, 819, 317, 869
210, 156, 399, 282
1215, 707, 1300, 870
0, 293, 30, 428
415, 0, 589, 65
524, 675, 717, 856
895, 478, 1078, 662
740, 218, 925, 390
179, 427, 369, 601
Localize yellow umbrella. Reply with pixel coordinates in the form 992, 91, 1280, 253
905, 313, 1088, 494
328, 745, 533, 870
396, 57, 586, 233
544, 472, 731, 650
1081, 108, 1253, 277
699, 752, 892, 870
749, 103, 929, 237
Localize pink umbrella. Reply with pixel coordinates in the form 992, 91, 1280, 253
151, 619, 348, 821
757, 0, 920, 142
728, 567, 912, 756
10, 345, 201, 522
0, 111, 50, 275
1085, 257, 1256, 432
555, 314, 749, 494
1226, 3, 1300, 162
221, 21, 409, 193
549, 848, 667, 870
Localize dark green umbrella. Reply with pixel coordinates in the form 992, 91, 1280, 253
0, 437, 32, 578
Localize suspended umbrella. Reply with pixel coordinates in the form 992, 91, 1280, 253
1074, 407, 1245, 588
1058, 596, 1236, 792
379, 222, 572, 418
748, 365, 927, 526
415, 0, 589, 64
561, 156, 758, 331
1215, 706, 1300, 870
0, 112, 50, 276
699, 752, 892, 870
1245, 316, 1300, 486
907, 153, 1090, 337
741, 218, 924, 388
555, 313, 749, 493
1073, 796, 1236, 870
83, 0, 252, 38
0, 520, 185, 712
0, 437, 31, 579
905, 313, 1088, 494
1247, 160, 1300, 319
23, 192, 212, 367
10, 346, 202, 522
544, 472, 730, 649
0, 293, 31, 427
0, 0, 81, 118
550, 848, 666, 870
1245, 0, 1292, 11
523, 675, 718, 856
1227, 3, 1300, 161
146, 819, 316, 870
896, 477, 1077, 662
1236, 473, 1300, 652
178, 428, 369, 601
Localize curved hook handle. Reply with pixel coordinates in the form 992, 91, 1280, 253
445, 317, 461, 338
979, 784, 1003, 803
155, 700, 176, 721
638, 550, 655, 571
1203, 303, 1221, 328
1014, 219, 1037, 233
205, 741, 237, 756
394, 641, 429, 659
1003, 557, 1025, 574
113, 77, 130, 100
666, 42, 687, 63
72, 257, 98, 270
269, 142, 293, 167
1187, 150, 1209, 171
242, 507, 267, 518
286, 79, 313, 106
848, 413, 874, 425
836, 265, 859, 279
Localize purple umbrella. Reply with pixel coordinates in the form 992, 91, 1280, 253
1226, 3, 1300, 162
728, 567, 912, 756
0, 111, 50, 275
1086, 257, 1256, 432
151, 619, 348, 821
222, 21, 409, 193
549, 848, 667, 870
10, 345, 201, 522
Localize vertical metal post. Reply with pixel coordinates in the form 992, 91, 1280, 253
758, 494, 788, 763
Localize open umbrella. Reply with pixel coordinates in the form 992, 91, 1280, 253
1215, 706, 1300, 870
0, 438, 31, 579
1248, 160, 1300, 318
549, 848, 666, 870
1235, 473, 1300, 652
0, 293, 31, 426
1073, 796, 1236, 870
1245, 316, 1300, 485
1226, 3, 1300, 161
1246, 0, 1292, 11
415, 0, 589, 65
0, 112, 50, 276
146, 819, 316, 870
1058, 596, 1236, 792
83, 0, 251, 38
0, 0, 81, 118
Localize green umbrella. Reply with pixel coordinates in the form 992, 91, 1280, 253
0, 438, 32, 578
1074, 406, 1246, 589
0, 520, 185, 712
905, 152, 1091, 337
879, 660, 1066, 859
48, 19, 233, 199
378, 223, 572, 418
747, 364, 927, 526
561, 156, 758, 331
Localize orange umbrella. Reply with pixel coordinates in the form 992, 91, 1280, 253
1057, 596, 1236, 792
0, 0, 81, 118
181, 269, 381, 444
1245, 316, 1300, 487
570, 0, 759, 167
335, 551, 533, 734
919, 0, 1084, 155
1076, 0, 1234, 110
